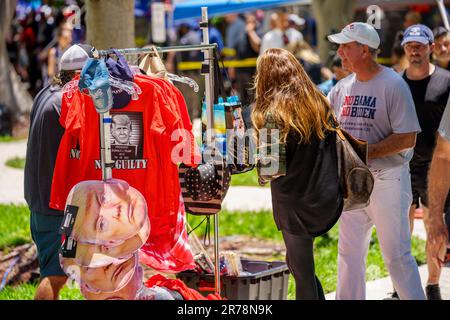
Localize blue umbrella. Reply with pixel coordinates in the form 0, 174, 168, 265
173, 0, 310, 21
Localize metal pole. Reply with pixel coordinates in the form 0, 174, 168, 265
437, 0, 450, 31
99, 112, 113, 181
97, 44, 217, 57
200, 6, 221, 297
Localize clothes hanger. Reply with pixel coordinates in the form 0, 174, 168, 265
62, 50, 142, 100
62, 75, 141, 100
166, 73, 199, 92
138, 46, 199, 92
108, 75, 142, 100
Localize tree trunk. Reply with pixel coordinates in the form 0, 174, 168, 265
85, 0, 135, 50
312, 0, 357, 66
0, 0, 33, 131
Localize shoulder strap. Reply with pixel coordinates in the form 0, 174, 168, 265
328, 112, 346, 141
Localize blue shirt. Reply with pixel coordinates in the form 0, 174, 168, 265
317, 78, 337, 96
208, 27, 224, 53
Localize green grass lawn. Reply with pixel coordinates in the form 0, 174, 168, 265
0, 136, 15, 143
189, 210, 426, 298
0, 204, 426, 300
0, 282, 84, 300
231, 169, 269, 187
5, 157, 26, 169
0, 136, 26, 143
0, 204, 32, 251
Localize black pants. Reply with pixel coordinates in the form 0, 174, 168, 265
281, 230, 325, 300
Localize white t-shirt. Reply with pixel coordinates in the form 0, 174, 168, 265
328, 66, 421, 170
260, 28, 303, 54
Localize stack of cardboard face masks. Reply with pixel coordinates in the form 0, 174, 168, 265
59, 179, 150, 300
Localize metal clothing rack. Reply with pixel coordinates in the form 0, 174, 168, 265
95, 7, 222, 295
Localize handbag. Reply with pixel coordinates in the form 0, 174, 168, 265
331, 116, 374, 211
179, 156, 231, 216
256, 112, 287, 186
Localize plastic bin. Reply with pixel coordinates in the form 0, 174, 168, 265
176, 259, 290, 300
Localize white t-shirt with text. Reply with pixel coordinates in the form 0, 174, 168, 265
328, 66, 421, 170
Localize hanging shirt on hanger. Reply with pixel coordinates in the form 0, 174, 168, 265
50, 74, 199, 273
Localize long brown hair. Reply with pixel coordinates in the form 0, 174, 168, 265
252, 48, 335, 144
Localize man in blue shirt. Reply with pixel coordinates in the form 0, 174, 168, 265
318, 55, 351, 96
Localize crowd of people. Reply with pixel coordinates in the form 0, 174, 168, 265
19, 4, 450, 301
6, 5, 84, 97
253, 20, 450, 300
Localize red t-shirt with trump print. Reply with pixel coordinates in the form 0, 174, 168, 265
50, 75, 199, 272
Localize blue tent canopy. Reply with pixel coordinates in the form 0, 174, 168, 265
173, 0, 310, 21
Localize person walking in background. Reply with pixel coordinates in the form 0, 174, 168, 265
259, 11, 303, 54
288, 14, 305, 33
175, 21, 204, 121
391, 31, 409, 74
317, 55, 351, 96
403, 10, 422, 30
225, 13, 247, 91
433, 27, 450, 71
252, 48, 343, 300
399, 24, 450, 300
426, 99, 450, 291
328, 22, 425, 300
286, 39, 332, 85
233, 13, 262, 106
225, 14, 246, 51
46, 26, 72, 84
25, 44, 93, 300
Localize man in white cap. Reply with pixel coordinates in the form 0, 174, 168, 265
327, 22, 425, 300
24, 43, 93, 300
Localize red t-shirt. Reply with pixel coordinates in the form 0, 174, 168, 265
50, 75, 199, 272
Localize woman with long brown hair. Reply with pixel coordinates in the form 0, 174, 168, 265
252, 48, 343, 300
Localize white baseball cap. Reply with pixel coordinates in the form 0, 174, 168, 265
288, 14, 305, 27
59, 44, 93, 71
328, 22, 380, 49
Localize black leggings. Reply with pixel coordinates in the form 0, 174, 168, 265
281, 230, 325, 300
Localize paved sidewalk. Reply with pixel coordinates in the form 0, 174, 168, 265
222, 186, 272, 211
0, 140, 27, 205
324, 219, 450, 300
325, 262, 450, 300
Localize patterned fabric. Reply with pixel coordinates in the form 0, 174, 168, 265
179, 161, 231, 216
139, 194, 195, 273
256, 112, 287, 186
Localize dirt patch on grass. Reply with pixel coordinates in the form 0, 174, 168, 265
0, 243, 39, 288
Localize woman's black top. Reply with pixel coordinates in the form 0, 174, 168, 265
270, 130, 343, 237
